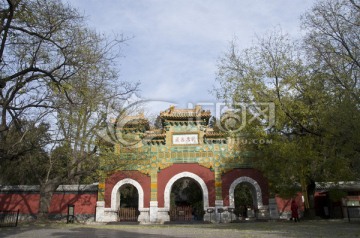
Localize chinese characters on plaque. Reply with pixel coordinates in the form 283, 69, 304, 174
172, 134, 199, 145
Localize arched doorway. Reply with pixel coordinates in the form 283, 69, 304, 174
229, 176, 264, 219
170, 177, 204, 221
163, 172, 209, 222
118, 184, 139, 221
234, 183, 254, 219
110, 178, 145, 222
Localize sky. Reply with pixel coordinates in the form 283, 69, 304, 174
67, 0, 316, 116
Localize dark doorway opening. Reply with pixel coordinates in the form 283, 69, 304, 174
234, 183, 254, 219
118, 184, 139, 222
170, 178, 204, 221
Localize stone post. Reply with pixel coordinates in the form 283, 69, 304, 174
215, 200, 224, 223
149, 201, 159, 223
203, 207, 215, 223
268, 198, 279, 220
95, 201, 105, 222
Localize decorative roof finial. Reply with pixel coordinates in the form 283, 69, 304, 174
169, 105, 175, 112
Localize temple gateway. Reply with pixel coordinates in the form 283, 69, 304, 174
1, 106, 359, 223
96, 105, 270, 223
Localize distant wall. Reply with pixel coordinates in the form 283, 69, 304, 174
0, 185, 98, 222
275, 193, 304, 219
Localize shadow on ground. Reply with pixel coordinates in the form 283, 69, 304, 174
0, 226, 181, 238
0, 220, 359, 238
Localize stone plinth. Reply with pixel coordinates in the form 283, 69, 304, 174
204, 207, 216, 223
269, 198, 280, 219
138, 208, 150, 224
157, 208, 170, 224
95, 201, 117, 222
149, 201, 159, 223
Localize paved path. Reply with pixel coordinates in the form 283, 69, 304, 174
0, 220, 359, 238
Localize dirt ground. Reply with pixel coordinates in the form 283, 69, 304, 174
0, 220, 359, 238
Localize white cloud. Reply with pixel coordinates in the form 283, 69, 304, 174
68, 0, 317, 111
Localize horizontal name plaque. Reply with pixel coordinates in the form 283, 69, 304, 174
172, 134, 199, 145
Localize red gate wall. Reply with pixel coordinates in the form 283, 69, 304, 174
104, 170, 151, 208
222, 168, 269, 206
157, 163, 215, 207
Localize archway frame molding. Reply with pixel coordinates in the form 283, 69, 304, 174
163, 171, 210, 210
110, 178, 145, 211
229, 176, 264, 209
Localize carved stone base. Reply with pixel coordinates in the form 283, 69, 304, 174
157, 208, 170, 224
203, 208, 216, 223
95, 201, 117, 222
257, 205, 269, 219
138, 208, 150, 224
149, 201, 159, 223
268, 198, 280, 219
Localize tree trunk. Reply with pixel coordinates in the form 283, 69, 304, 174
300, 177, 317, 218
300, 177, 310, 210
38, 181, 60, 220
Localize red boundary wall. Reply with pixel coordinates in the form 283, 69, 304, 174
0, 193, 40, 215
0, 187, 97, 219
275, 192, 304, 214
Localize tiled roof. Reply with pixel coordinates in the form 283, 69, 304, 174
144, 130, 166, 139
316, 181, 360, 191
0, 184, 98, 192
204, 131, 226, 138
160, 106, 211, 120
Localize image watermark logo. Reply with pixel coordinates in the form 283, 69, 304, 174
97, 96, 276, 148
97, 93, 175, 148
194, 102, 275, 133
236, 138, 273, 145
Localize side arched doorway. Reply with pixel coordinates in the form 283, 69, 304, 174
118, 184, 139, 221
110, 178, 145, 222
229, 176, 264, 220
163, 172, 209, 222
233, 183, 254, 219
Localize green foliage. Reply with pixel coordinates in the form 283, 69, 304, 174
234, 183, 253, 207
182, 180, 203, 205
0, 0, 138, 217
120, 184, 139, 208
233, 183, 253, 216
170, 178, 203, 217
0, 121, 52, 184
208, 116, 220, 131
214, 0, 360, 209
328, 189, 347, 202
153, 116, 163, 129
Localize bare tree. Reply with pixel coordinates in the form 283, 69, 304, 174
302, 0, 360, 102
0, 0, 84, 147
0, 0, 139, 218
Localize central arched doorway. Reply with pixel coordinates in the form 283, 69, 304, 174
118, 184, 139, 221
170, 177, 204, 221
163, 171, 210, 222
